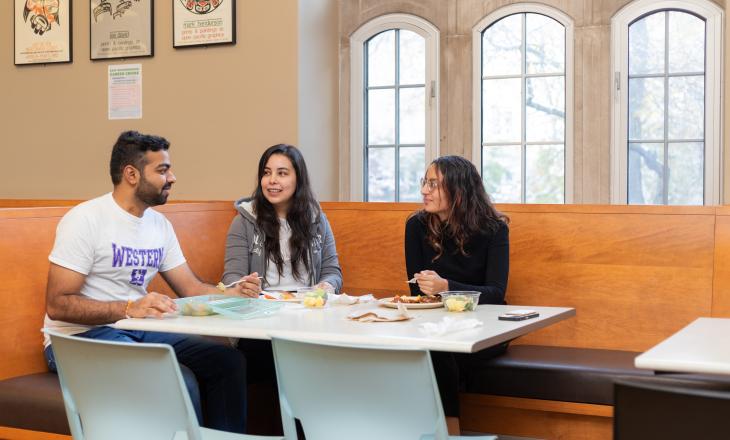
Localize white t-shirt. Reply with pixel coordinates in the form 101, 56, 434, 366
43, 193, 186, 347
265, 218, 310, 291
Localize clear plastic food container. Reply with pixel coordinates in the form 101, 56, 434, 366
297, 287, 328, 308
441, 291, 481, 312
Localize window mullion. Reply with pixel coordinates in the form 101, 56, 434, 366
663, 11, 670, 205
394, 30, 401, 202
521, 13, 527, 204
363, 43, 370, 201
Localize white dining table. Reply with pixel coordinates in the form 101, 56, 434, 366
114, 300, 575, 353
634, 317, 730, 375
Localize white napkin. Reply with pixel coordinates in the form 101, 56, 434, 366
329, 293, 375, 305
419, 317, 483, 336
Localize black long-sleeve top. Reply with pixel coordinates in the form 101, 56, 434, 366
404, 213, 509, 304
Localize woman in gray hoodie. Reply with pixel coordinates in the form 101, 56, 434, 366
222, 143, 343, 294
223, 144, 344, 392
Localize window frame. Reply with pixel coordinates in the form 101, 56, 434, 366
610, 0, 724, 205
349, 13, 440, 202
472, 3, 575, 204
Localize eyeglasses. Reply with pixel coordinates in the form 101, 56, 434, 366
420, 178, 440, 192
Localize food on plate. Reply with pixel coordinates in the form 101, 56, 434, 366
391, 294, 441, 304
443, 295, 476, 312
263, 291, 296, 300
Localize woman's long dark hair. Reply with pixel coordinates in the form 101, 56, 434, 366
422, 155, 508, 260
253, 144, 320, 280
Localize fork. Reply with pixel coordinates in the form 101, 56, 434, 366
219, 276, 263, 289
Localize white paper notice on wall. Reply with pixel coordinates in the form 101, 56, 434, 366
108, 64, 142, 120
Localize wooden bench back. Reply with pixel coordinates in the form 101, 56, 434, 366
322, 202, 729, 352
503, 204, 722, 351
0, 202, 234, 381
2, 201, 729, 380
0, 200, 82, 208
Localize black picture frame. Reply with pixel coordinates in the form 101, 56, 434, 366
14, 0, 73, 65
173, 0, 236, 48
90, 0, 154, 60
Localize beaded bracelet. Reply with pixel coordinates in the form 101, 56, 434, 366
124, 299, 133, 319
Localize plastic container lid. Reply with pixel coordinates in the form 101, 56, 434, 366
176, 295, 283, 320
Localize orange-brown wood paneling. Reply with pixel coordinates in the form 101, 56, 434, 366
0, 426, 71, 440
3, 201, 723, 377
2, 201, 728, 440
0, 208, 69, 380
503, 205, 716, 351
0, 200, 82, 208
0, 199, 224, 208
323, 203, 719, 352
0, 202, 236, 381
322, 202, 419, 297
712, 206, 730, 317
147, 202, 237, 295
461, 394, 612, 440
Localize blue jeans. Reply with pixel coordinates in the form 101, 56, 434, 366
44, 326, 247, 434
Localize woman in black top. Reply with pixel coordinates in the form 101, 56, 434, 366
405, 155, 509, 434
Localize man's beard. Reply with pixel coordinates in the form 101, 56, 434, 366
136, 174, 171, 207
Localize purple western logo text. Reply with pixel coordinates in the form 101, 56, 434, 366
111, 243, 164, 268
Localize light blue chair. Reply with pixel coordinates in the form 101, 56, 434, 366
271, 336, 496, 440
44, 329, 280, 440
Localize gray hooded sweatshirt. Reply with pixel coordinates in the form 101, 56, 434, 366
222, 197, 343, 293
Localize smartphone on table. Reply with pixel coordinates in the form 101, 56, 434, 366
498, 309, 539, 321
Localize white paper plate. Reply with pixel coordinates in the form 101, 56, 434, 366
379, 297, 443, 309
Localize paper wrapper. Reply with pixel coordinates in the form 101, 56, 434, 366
330, 293, 376, 305
347, 302, 412, 322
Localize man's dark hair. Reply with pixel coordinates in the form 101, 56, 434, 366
109, 131, 170, 185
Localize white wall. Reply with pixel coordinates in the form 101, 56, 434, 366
298, 0, 340, 201
0, 1, 299, 200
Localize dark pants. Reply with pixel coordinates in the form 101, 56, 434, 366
237, 338, 276, 385
431, 342, 509, 417
45, 326, 247, 434
237, 339, 306, 438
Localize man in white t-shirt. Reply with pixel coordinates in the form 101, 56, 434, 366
43, 131, 260, 434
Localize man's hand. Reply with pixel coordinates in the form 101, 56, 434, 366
126, 292, 177, 319
414, 270, 449, 295
226, 272, 261, 298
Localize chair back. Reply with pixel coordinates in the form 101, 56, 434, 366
45, 329, 202, 440
271, 337, 449, 440
614, 378, 730, 440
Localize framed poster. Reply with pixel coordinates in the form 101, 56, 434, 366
90, 0, 154, 60
173, 0, 236, 48
14, 0, 72, 65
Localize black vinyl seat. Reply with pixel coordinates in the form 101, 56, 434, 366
0, 372, 69, 434
466, 345, 730, 405
614, 378, 730, 440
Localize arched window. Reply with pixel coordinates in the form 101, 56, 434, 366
473, 4, 574, 203
350, 14, 439, 201
611, 0, 723, 205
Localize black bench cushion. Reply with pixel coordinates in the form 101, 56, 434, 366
0, 372, 69, 435
0, 372, 282, 436
466, 345, 730, 405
